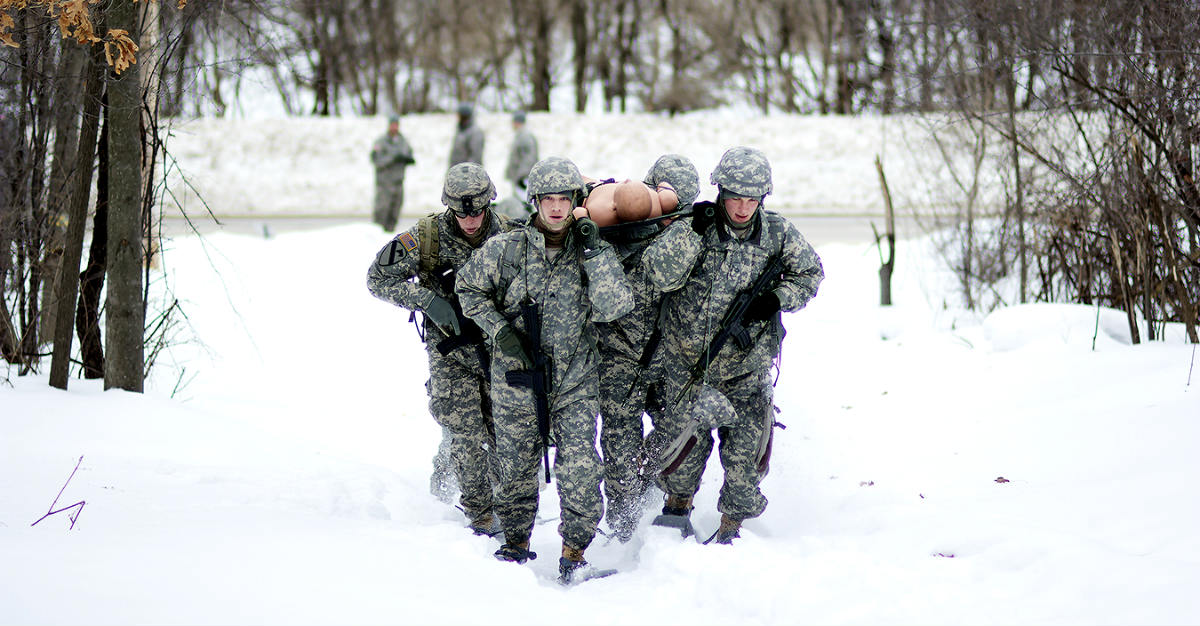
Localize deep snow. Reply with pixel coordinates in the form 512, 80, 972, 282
3, 112, 1198, 625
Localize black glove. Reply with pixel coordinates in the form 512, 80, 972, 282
575, 217, 600, 250
691, 201, 717, 235
423, 295, 462, 335
744, 291, 781, 322
494, 325, 533, 368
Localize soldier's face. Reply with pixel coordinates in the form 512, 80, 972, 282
538, 193, 573, 230
456, 212, 486, 235
723, 196, 759, 224
388, 122, 399, 135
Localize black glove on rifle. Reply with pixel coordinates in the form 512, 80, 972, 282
423, 295, 462, 335
575, 217, 600, 251
744, 291, 781, 322
494, 325, 533, 368
691, 201, 717, 235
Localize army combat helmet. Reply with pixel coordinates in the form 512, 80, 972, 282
526, 156, 587, 207
644, 153, 700, 211
710, 146, 773, 201
441, 162, 496, 217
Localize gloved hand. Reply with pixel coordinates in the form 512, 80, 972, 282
575, 217, 600, 250
423, 295, 462, 335
494, 325, 533, 368
744, 291, 781, 322
691, 201, 717, 235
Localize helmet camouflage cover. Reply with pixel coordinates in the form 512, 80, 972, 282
710, 146, 773, 198
644, 153, 700, 209
441, 162, 496, 212
526, 156, 586, 204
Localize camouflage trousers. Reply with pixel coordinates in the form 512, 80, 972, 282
491, 384, 604, 551
597, 345, 653, 528
373, 180, 405, 231
646, 369, 774, 522
426, 347, 496, 524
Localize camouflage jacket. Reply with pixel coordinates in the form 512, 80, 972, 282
504, 127, 538, 183
456, 225, 635, 403
449, 123, 485, 166
366, 210, 514, 365
370, 132, 414, 185
642, 210, 824, 382
595, 227, 666, 362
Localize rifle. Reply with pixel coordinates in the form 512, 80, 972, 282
658, 253, 785, 476
503, 302, 553, 484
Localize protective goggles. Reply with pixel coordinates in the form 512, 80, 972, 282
451, 192, 490, 217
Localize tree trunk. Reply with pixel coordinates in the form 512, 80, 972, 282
104, 0, 145, 392
49, 42, 106, 390
875, 156, 895, 306
77, 106, 108, 379
39, 42, 86, 348
531, 3, 553, 111
571, 0, 588, 113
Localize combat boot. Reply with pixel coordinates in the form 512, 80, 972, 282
650, 494, 696, 538
662, 494, 693, 517
711, 514, 742, 545
557, 544, 588, 584
468, 511, 502, 537
494, 539, 537, 563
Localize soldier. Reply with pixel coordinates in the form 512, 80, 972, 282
449, 102, 485, 167
641, 147, 824, 544
456, 156, 634, 583
369, 115, 415, 232
594, 154, 701, 542
504, 111, 538, 200
366, 162, 514, 536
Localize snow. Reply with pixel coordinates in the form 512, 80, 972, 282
4, 113, 1200, 626
160, 112, 973, 219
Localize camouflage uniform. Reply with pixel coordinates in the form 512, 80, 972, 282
456, 157, 634, 554
595, 154, 702, 538
370, 118, 415, 231
641, 147, 824, 526
504, 113, 539, 193
366, 163, 513, 529
449, 103, 485, 166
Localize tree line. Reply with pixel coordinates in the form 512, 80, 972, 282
2, 0, 1197, 392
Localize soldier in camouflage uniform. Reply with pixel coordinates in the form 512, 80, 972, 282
370, 115, 415, 232
595, 154, 701, 541
504, 110, 538, 199
449, 103, 485, 167
366, 162, 515, 536
641, 147, 824, 544
456, 156, 634, 582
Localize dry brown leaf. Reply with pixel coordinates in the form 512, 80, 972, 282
104, 27, 138, 75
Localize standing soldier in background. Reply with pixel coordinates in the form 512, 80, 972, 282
456, 156, 633, 583
641, 147, 824, 544
504, 111, 538, 200
366, 162, 514, 536
595, 154, 700, 542
449, 103, 485, 166
370, 115, 415, 232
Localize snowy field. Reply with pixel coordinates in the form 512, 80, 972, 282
3, 111, 1199, 625
160, 111, 984, 219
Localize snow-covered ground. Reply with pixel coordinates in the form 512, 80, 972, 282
3, 113, 1199, 625
160, 112, 985, 219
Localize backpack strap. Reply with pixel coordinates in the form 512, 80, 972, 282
417, 213, 440, 275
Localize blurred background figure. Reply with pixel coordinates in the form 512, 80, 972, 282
505, 110, 538, 201
448, 102, 484, 166
369, 115, 415, 231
